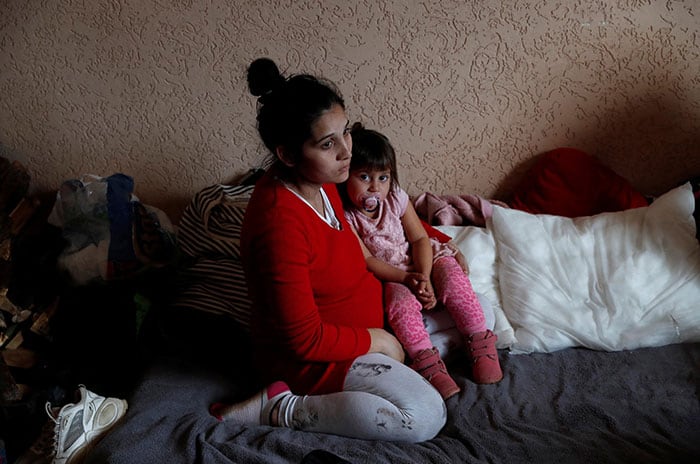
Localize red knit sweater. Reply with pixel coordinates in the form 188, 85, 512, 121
241, 170, 384, 394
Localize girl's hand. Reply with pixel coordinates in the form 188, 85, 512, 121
405, 273, 437, 310
404, 272, 428, 295
417, 280, 437, 310
367, 328, 405, 363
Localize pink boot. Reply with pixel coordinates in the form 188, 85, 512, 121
411, 347, 461, 399
466, 330, 503, 384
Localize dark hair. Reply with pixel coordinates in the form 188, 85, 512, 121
247, 58, 346, 164
338, 122, 400, 209
349, 122, 400, 190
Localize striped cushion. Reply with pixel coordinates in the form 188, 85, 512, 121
174, 184, 255, 329
178, 184, 254, 259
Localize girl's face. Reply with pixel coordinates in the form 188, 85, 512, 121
345, 166, 392, 217
287, 104, 352, 189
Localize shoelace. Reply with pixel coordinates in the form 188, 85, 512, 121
45, 402, 82, 453
44, 403, 61, 452
46, 402, 59, 425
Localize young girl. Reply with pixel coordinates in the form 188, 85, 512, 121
341, 123, 502, 399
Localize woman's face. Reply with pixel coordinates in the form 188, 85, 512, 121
292, 104, 352, 188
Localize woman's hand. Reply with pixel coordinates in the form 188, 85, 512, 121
446, 241, 469, 274
367, 328, 405, 363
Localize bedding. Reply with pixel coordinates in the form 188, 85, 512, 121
84, 180, 700, 464
87, 321, 700, 464
493, 183, 700, 353
441, 183, 700, 354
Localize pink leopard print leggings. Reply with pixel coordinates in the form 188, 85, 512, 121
384, 256, 487, 358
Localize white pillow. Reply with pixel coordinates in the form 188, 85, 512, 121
490, 183, 700, 354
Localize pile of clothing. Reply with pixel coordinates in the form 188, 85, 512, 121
48, 174, 177, 285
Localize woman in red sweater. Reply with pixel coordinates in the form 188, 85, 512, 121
209, 58, 446, 442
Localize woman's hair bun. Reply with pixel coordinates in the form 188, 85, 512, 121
247, 58, 285, 97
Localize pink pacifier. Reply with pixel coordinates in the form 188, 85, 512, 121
361, 194, 382, 213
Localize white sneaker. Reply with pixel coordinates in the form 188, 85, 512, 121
46, 385, 128, 464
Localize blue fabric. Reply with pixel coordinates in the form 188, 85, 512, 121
106, 173, 136, 264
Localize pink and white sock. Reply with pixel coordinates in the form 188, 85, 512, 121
210, 381, 295, 426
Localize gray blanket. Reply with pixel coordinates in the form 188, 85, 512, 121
87, 341, 700, 464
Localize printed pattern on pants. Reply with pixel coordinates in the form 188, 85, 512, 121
432, 256, 486, 335
383, 282, 433, 358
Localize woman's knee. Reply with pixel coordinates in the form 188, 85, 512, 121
395, 368, 447, 442
404, 388, 447, 442
344, 354, 447, 442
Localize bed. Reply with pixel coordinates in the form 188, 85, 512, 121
85, 172, 700, 463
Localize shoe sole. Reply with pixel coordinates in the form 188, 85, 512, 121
63, 398, 128, 464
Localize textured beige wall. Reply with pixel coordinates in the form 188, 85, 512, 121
2, 0, 699, 222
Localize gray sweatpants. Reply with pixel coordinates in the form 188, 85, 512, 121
285, 353, 447, 442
